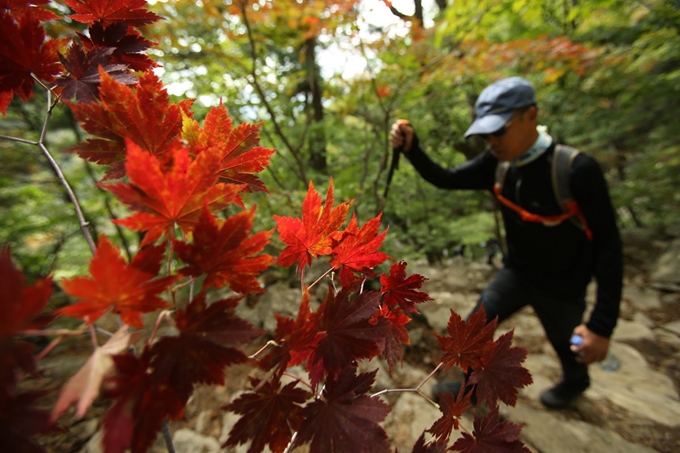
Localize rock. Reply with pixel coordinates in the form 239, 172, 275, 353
650, 238, 680, 291
383, 392, 441, 450
613, 319, 655, 341
586, 342, 680, 426
172, 429, 221, 453
505, 405, 659, 453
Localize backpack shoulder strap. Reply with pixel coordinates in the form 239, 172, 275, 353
495, 160, 510, 192
552, 145, 589, 234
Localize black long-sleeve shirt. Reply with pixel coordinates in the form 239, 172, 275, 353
405, 138, 623, 338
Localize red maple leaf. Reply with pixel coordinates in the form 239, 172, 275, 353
65, 71, 193, 180
274, 179, 352, 273
0, 246, 53, 384
102, 141, 244, 246
467, 331, 533, 407
411, 434, 447, 453
369, 302, 410, 373
379, 261, 432, 313
258, 289, 321, 377
64, 0, 163, 27
56, 45, 137, 103
435, 307, 497, 373
149, 294, 262, 400
80, 21, 157, 72
223, 377, 310, 453
450, 405, 530, 453
184, 103, 275, 193
0, 1, 60, 22
330, 213, 390, 287
58, 235, 178, 327
0, 387, 54, 453
0, 10, 67, 106
102, 350, 186, 453
173, 206, 274, 293
293, 367, 391, 453
307, 288, 387, 388
426, 385, 472, 444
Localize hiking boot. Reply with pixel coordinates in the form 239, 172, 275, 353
432, 380, 476, 405
540, 379, 589, 409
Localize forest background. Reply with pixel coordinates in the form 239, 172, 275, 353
2, 0, 679, 281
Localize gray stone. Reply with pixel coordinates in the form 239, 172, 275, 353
622, 286, 661, 311
383, 392, 441, 451
650, 238, 680, 291
661, 320, 680, 336
505, 405, 659, 453
613, 319, 654, 341
172, 429, 221, 453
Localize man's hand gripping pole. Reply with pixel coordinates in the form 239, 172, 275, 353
383, 119, 410, 199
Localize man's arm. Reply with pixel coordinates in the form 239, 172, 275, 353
570, 155, 623, 363
389, 121, 496, 190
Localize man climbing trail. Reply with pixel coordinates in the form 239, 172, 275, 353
389, 76, 623, 409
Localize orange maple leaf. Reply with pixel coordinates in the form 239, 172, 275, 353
103, 140, 244, 246
273, 179, 352, 273
65, 71, 193, 180
173, 206, 274, 293
183, 103, 275, 193
58, 236, 179, 327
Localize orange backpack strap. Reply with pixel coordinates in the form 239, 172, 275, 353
493, 146, 593, 240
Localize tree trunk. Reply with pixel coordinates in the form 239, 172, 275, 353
304, 37, 327, 173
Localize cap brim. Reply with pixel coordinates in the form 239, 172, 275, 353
464, 111, 514, 138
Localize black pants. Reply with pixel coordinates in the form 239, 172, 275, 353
471, 267, 589, 384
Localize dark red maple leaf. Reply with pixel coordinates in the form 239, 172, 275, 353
102, 141, 244, 246
173, 206, 274, 293
330, 213, 390, 287
411, 434, 447, 453
426, 385, 472, 444
64, 0, 163, 27
380, 261, 432, 313
0, 10, 67, 106
102, 350, 186, 453
0, 246, 53, 384
56, 44, 137, 103
467, 330, 532, 407
435, 307, 497, 373
149, 294, 262, 400
0, 0, 60, 22
307, 288, 387, 388
0, 387, 54, 453
257, 289, 320, 377
58, 235, 178, 327
450, 405, 530, 453
274, 179, 352, 273
65, 71, 193, 180
223, 377, 310, 453
294, 367, 391, 453
185, 103, 275, 193
369, 302, 410, 373
80, 21, 157, 72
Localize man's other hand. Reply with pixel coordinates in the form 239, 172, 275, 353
571, 324, 610, 365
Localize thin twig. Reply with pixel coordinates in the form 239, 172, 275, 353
248, 340, 280, 360
308, 267, 333, 290
161, 422, 176, 453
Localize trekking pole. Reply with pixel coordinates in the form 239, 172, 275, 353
383, 119, 410, 199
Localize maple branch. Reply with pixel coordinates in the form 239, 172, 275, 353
148, 310, 173, 346
282, 431, 299, 453
248, 339, 280, 360
238, 1, 309, 187
170, 277, 196, 293
35, 336, 64, 362
308, 267, 334, 290
161, 422, 176, 453
417, 362, 444, 391
88, 324, 99, 349
18, 328, 86, 337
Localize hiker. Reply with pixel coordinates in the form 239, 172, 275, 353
389, 76, 623, 409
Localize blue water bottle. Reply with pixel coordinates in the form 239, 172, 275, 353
570, 334, 619, 372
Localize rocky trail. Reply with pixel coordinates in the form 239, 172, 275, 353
37, 229, 680, 453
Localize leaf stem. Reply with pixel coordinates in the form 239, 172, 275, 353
248, 339, 280, 360
282, 431, 299, 453
308, 267, 333, 290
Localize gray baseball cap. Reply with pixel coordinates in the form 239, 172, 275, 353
464, 77, 536, 138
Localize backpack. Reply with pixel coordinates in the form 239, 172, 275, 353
493, 145, 593, 240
